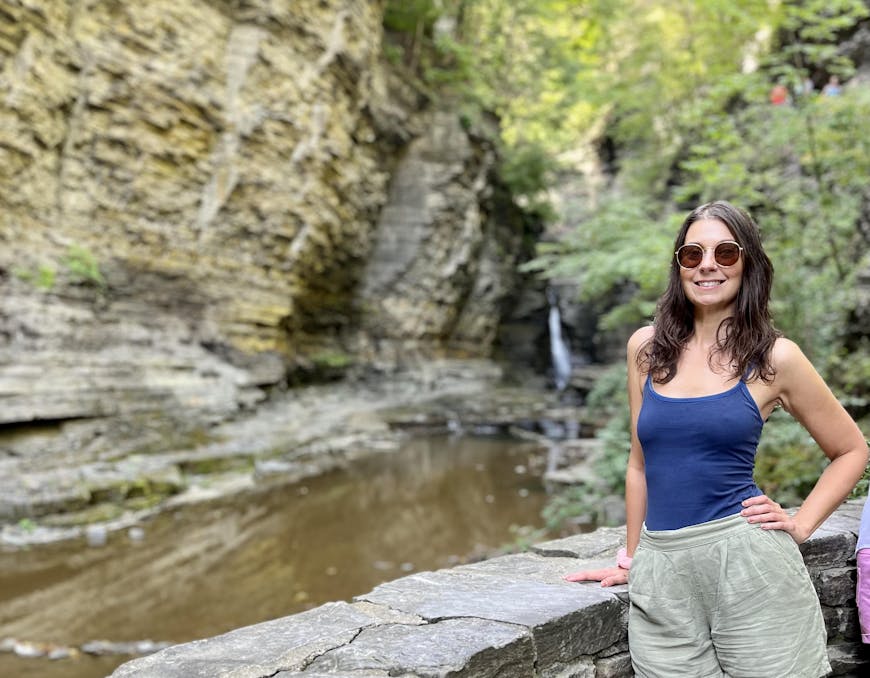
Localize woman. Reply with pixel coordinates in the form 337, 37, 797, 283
565, 201, 868, 677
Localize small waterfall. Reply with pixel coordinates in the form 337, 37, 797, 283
546, 288, 572, 392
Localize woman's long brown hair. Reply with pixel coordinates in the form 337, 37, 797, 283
641, 201, 781, 383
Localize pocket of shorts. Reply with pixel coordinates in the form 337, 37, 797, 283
757, 528, 807, 577
627, 546, 684, 600
627, 546, 648, 595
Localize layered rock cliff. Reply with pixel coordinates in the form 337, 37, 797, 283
0, 0, 535, 444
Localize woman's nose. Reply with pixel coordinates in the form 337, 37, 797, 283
699, 248, 718, 269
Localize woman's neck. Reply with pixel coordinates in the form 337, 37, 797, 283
690, 307, 734, 349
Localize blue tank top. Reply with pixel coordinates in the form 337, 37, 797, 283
637, 374, 764, 530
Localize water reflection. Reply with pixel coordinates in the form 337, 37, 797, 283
0, 435, 550, 678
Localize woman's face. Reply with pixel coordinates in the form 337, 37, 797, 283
679, 218, 744, 312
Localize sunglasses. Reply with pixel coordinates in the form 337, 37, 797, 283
675, 240, 743, 269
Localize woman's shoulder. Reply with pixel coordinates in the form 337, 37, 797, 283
627, 326, 654, 391
770, 336, 807, 368
628, 325, 655, 351
627, 325, 654, 374
769, 336, 816, 384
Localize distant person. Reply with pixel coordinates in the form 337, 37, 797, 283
564, 200, 868, 677
858, 495, 870, 643
822, 75, 842, 96
800, 77, 815, 97
769, 83, 790, 105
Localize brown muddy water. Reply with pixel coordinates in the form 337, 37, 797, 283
0, 434, 555, 678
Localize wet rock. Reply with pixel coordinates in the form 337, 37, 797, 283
80, 639, 171, 656
128, 527, 145, 542
544, 462, 599, 487
85, 525, 108, 547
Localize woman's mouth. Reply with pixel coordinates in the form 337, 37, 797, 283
695, 280, 724, 288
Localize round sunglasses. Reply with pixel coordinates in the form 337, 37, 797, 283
675, 240, 743, 269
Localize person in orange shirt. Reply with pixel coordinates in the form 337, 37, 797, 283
770, 83, 789, 105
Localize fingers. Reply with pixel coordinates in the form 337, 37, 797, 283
741, 494, 781, 513
740, 494, 805, 543
564, 568, 611, 582
740, 495, 783, 521
748, 510, 787, 524
601, 571, 629, 587
744, 511, 791, 529
564, 566, 627, 586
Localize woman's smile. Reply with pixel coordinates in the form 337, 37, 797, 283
680, 218, 743, 310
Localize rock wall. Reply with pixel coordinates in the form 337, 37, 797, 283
356, 110, 532, 360
0, 1, 533, 445
110, 500, 870, 677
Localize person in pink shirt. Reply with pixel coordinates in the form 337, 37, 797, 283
857, 496, 870, 643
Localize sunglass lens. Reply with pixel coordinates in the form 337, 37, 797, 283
715, 243, 740, 266
677, 245, 703, 268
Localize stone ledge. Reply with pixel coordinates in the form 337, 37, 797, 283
111, 500, 870, 677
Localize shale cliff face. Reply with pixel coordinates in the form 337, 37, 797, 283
0, 1, 532, 437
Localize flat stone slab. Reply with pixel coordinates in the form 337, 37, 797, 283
357, 567, 625, 665
304, 617, 535, 677
458, 551, 629, 604
817, 506, 861, 537
531, 525, 624, 559
458, 550, 595, 584
110, 602, 377, 677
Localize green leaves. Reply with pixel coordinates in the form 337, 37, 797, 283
674, 81, 870, 364
13, 245, 106, 292
394, 0, 870, 526
65, 245, 106, 288
383, 0, 440, 34
387, 0, 870, 387
529, 2, 869, 371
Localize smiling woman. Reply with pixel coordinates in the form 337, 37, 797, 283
678, 221, 745, 312
565, 200, 868, 678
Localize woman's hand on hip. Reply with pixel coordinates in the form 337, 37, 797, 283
564, 566, 628, 587
741, 494, 810, 544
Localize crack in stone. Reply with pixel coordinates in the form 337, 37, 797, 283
295, 624, 368, 673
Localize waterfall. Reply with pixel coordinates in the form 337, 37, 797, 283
546, 288, 572, 391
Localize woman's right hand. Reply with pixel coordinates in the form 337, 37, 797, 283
563, 566, 628, 587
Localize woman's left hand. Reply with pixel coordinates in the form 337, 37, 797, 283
740, 494, 810, 544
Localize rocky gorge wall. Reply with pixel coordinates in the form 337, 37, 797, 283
0, 1, 538, 494
111, 500, 870, 677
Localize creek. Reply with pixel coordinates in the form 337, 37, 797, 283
0, 433, 556, 678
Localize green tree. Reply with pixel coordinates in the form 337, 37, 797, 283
384, 0, 870, 516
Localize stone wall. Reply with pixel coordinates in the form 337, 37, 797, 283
111, 500, 870, 677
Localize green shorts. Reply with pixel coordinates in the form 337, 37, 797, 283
628, 513, 830, 678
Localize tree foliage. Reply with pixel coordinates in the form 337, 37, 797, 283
496, 0, 870, 378
383, 0, 870, 511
